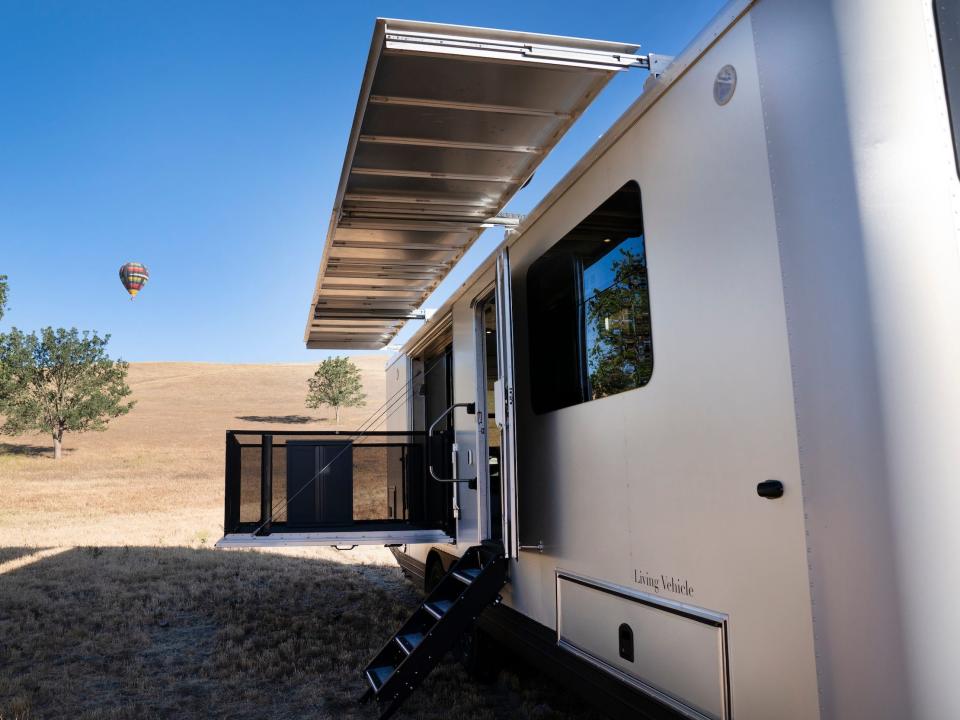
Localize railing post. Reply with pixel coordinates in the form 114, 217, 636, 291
257, 434, 273, 536
224, 431, 239, 534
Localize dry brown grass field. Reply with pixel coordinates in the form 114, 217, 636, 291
0, 359, 600, 720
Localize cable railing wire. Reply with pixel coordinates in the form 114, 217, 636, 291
244, 352, 449, 537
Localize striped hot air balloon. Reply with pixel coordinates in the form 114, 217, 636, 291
119, 262, 149, 300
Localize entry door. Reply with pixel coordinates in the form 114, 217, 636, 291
476, 293, 502, 546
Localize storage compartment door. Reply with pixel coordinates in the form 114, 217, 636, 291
558, 572, 730, 720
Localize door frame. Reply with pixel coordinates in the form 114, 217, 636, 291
471, 249, 520, 558
495, 249, 519, 559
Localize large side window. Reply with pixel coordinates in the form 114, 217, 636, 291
527, 181, 652, 414
935, 1, 960, 175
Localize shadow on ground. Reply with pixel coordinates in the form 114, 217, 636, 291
0, 443, 72, 458
234, 415, 323, 425
0, 547, 51, 565
0, 546, 602, 720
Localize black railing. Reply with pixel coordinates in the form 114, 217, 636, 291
223, 430, 452, 536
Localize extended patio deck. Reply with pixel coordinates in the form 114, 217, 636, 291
217, 430, 455, 548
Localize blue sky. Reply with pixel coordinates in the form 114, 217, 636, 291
0, 0, 725, 363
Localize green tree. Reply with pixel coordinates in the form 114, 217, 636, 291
306, 356, 366, 425
0, 328, 135, 459
0, 275, 8, 322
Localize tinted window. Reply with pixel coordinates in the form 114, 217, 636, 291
935, 1, 960, 175
527, 181, 652, 414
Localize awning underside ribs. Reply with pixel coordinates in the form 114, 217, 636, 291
306, 19, 643, 349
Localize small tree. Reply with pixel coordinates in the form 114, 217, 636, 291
306, 356, 366, 425
0, 327, 135, 459
0, 275, 8, 322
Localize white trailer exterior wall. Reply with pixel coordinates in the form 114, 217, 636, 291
752, 0, 960, 716
401, 5, 822, 717
507, 11, 819, 718
385, 0, 960, 717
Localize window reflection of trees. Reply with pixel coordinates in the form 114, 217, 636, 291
585, 243, 653, 400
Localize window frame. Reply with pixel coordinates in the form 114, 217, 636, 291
525, 179, 653, 415
934, 0, 960, 178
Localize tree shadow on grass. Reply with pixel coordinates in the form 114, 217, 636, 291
0, 443, 71, 458
0, 546, 601, 720
0, 547, 51, 565
234, 415, 323, 425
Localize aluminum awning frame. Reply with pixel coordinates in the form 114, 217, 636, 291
305, 18, 646, 349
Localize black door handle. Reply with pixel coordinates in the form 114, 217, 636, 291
757, 480, 784, 499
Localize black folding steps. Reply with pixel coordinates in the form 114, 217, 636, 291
362, 545, 507, 719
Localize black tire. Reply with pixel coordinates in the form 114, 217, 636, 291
458, 625, 501, 683
425, 553, 446, 593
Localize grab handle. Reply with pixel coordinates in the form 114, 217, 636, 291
428, 402, 476, 483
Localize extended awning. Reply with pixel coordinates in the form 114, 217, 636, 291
305, 18, 646, 349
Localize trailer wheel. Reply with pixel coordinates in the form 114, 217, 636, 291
458, 625, 500, 683
424, 553, 445, 593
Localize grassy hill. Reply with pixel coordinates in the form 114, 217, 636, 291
0, 357, 386, 546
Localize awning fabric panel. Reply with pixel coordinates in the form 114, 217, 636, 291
306, 18, 641, 349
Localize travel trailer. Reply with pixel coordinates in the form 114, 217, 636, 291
217, 0, 960, 717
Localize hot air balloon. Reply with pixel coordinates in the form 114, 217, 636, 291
119, 262, 149, 300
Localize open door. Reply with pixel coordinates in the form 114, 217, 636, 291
495, 249, 520, 559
